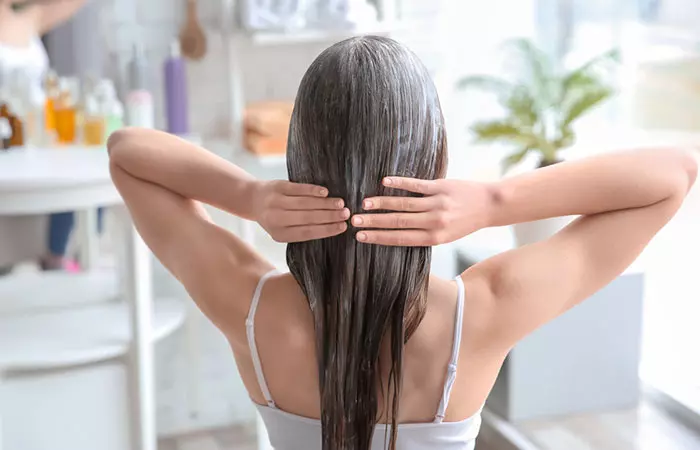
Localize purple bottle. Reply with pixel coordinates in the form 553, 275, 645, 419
164, 40, 189, 135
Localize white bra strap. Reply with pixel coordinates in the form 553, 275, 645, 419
434, 275, 466, 423
245, 269, 279, 409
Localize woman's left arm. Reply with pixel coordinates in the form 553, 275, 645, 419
108, 128, 348, 336
38, 0, 87, 34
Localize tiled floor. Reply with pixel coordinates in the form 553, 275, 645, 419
518, 400, 700, 450
158, 423, 257, 450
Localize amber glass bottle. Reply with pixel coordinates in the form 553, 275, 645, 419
0, 103, 12, 149
44, 71, 59, 135
54, 78, 78, 144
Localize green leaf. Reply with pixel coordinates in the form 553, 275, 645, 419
471, 120, 522, 142
505, 86, 539, 127
502, 147, 531, 172
559, 48, 619, 104
505, 38, 554, 106
533, 141, 558, 164
471, 120, 543, 151
561, 87, 614, 127
457, 75, 514, 96
561, 70, 600, 95
552, 126, 575, 151
572, 48, 620, 75
461, 41, 616, 163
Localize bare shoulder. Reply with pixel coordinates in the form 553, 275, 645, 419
233, 272, 320, 413
229, 272, 313, 351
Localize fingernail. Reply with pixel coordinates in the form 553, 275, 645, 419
363, 200, 373, 209
319, 188, 328, 196
342, 208, 350, 219
352, 216, 363, 226
357, 232, 367, 242
336, 200, 344, 208
383, 178, 393, 186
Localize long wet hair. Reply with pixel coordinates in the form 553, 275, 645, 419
286, 36, 447, 450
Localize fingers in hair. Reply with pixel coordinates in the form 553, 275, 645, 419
284, 222, 348, 242
355, 230, 437, 246
351, 213, 433, 229
279, 196, 345, 210
382, 177, 438, 195
280, 181, 329, 197
281, 209, 350, 226
362, 196, 432, 211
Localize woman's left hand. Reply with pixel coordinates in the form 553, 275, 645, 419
351, 177, 495, 246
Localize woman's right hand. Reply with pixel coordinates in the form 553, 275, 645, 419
351, 177, 496, 246
251, 180, 350, 243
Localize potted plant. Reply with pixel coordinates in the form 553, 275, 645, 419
459, 39, 619, 245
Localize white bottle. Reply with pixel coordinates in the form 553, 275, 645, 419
126, 90, 154, 129
125, 43, 155, 128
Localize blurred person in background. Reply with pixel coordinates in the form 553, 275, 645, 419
0, 0, 87, 273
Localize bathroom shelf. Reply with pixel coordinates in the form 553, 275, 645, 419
0, 269, 119, 315
0, 297, 184, 372
233, 149, 286, 168
220, 0, 399, 158
246, 21, 397, 46
0, 268, 185, 373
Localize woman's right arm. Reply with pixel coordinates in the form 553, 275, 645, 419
353, 148, 697, 348
467, 148, 696, 347
37, 0, 87, 34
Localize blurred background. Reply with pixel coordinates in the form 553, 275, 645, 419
1, 0, 699, 449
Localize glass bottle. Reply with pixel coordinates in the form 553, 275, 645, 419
77, 74, 97, 138
8, 111, 24, 147
95, 79, 124, 141
104, 99, 124, 141
4, 71, 24, 148
83, 95, 105, 146
25, 83, 46, 147
44, 70, 59, 136
54, 77, 79, 145
0, 99, 12, 150
0, 73, 12, 150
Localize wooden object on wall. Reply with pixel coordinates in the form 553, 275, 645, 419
180, 0, 207, 61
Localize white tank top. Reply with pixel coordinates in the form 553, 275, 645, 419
0, 37, 48, 102
246, 271, 482, 450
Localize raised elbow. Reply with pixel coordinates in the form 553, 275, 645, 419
683, 150, 698, 191
675, 148, 698, 194
107, 129, 128, 156
106, 127, 145, 157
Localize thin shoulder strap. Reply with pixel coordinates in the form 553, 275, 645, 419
245, 269, 279, 409
434, 275, 466, 423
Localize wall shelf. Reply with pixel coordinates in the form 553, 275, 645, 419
1, 298, 184, 372
220, 0, 399, 162
244, 21, 397, 46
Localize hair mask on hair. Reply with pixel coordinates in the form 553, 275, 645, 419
286, 36, 448, 450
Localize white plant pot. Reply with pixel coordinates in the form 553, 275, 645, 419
513, 216, 575, 247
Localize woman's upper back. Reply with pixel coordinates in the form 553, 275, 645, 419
229, 270, 504, 448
